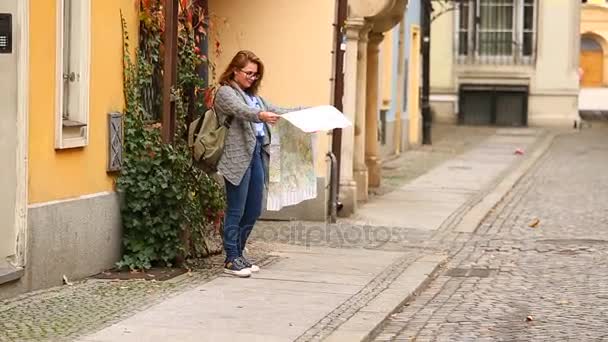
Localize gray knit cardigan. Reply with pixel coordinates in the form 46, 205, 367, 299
214, 84, 296, 186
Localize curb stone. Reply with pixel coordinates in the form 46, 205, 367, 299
324, 253, 447, 342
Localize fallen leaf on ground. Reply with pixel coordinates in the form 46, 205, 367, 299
62, 275, 73, 286
515, 148, 525, 155
526, 315, 534, 321
528, 218, 540, 228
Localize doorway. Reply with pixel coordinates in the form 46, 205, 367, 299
580, 35, 604, 88
0, 0, 28, 274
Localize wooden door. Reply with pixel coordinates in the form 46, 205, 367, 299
581, 36, 604, 88
581, 51, 603, 87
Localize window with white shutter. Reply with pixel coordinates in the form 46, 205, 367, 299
55, 0, 90, 149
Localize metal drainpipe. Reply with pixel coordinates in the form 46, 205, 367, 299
326, 152, 338, 223
330, 0, 348, 213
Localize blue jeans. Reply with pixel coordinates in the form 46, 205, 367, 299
223, 136, 265, 262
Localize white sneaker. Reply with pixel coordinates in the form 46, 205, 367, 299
239, 257, 260, 273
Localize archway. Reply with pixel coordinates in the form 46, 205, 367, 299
580, 34, 606, 87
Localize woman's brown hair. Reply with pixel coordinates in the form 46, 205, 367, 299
218, 50, 265, 95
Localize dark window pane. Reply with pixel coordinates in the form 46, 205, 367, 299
479, 32, 513, 55
459, 32, 469, 55
581, 37, 602, 51
523, 32, 533, 56
459, 3, 469, 29
479, 4, 513, 29
523, 5, 534, 30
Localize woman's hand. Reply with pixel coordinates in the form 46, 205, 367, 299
259, 111, 281, 125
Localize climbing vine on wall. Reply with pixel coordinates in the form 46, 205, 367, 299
117, 0, 225, 270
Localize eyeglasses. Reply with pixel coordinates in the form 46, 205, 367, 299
239, 69, 260, 80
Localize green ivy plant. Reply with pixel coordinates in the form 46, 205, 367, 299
117, 1, 225, 271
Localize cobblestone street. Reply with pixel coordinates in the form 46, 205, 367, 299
2, 124, 603, 342
375, 124, 608, 341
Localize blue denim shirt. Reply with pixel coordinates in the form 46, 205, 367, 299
244, 93, 265, 137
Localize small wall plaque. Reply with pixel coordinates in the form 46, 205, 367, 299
108, 112, 123, 172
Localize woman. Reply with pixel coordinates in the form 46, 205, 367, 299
214, 50, 296, 278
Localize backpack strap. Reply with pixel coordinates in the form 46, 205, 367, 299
223, 112, 234, 128
210, 86, 234, 129
193, 112, 205, 138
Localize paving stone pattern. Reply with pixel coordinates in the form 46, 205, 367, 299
375, 124, 608, 341
0, 245, 274, 342
0, 124, 519, 342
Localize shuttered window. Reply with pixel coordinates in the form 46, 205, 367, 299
55, 0, 91, 149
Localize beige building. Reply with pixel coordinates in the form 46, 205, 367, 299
581, 0, 608, 87
430, 0, 581, 127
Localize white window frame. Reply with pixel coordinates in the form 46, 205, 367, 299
454, 0, 537, 64
55, 0, 90, 149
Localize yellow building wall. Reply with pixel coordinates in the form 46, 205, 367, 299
429, 10, 454, 91
381, 29, 394, 110
208, 0, 335, 177
28, 0, 139, 204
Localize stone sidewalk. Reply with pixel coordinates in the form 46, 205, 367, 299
75, 127, 549, 342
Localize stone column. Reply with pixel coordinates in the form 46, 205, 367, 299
365, 31, 384, 188
338, 19, 366, 216
354, 24, 371, 201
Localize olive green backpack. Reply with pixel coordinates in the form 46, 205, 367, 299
187, 108, 233, 173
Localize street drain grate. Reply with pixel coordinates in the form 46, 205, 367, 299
446, 268, 497, 278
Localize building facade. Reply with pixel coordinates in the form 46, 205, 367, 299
208, 0, 416, 218
0, 0, 419, 297
430, 0, 581, 127
207, 0, 336, 221
380, 0, 422, 159
581, 0, 608, 87
0, 0, 138, 298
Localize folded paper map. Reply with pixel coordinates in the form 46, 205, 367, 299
280, 105, 352, 133
266, 120, 317, 211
